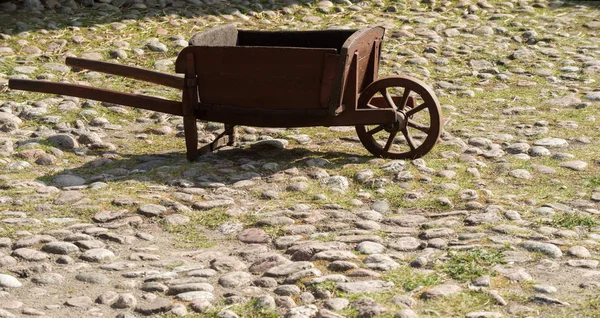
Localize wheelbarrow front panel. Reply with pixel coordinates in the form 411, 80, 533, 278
176, 46, 338, 111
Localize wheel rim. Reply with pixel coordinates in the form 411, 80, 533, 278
355, 76, 442, 159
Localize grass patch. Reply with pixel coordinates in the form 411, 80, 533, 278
383, 266, 441, 292
549, 213, 600, 229
161, 221, 216, 249
588, 176, 600, 188
439, 249, 504, 281
422, 291, 499, 317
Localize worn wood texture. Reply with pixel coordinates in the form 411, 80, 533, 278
176, 46, 338, 110
66, 57, 184, 89
8, 79, 183, 116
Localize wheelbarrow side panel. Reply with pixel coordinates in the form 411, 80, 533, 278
329, 26, 385, 115
176, 46, 338, 111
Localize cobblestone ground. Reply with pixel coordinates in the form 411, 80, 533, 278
1, 0, 600, 317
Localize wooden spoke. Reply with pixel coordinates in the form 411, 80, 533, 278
407, 120, 430, 133
380, 88, 397, 110
398, 88, 411, 110
383, 131, 397, 152
367, 125, 385, 136
402, 129, 416, 152
406, 102, 429, 117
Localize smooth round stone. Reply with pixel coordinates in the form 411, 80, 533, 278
533, 207, 555, 216
324, 298, 349, 311
42, 241, 79, 254
176, 291, 214, 302
509, 169, 532, 179
12, 248, 49, 261
52, 174, 85, 187
356, 241, 386, 254
137, 204, 167, 217
114, 293, 137, 309
533, 285, 557, 293
0, 274, 21, 288
534, 137, 568, 148
559, 160, 587, 171
218, 271, 252, 288
75, 272, 109, 284
567, 246, 591, 258
80, 248, 116, 263
274, 285, 302, 296
521, 241, 562, 258
529, 146, 551, 157
65, 296, 93, 308
32, 273, 64, 285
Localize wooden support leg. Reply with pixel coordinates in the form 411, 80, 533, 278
182, 52, 200, 161
197, 124, 236, 155
183, 116, 199, 161
225, 124, 237, 146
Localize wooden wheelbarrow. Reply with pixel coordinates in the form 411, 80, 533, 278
9, 24, 442, 161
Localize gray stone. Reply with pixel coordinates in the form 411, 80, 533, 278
324, 298, 349, 311
559, 160, 587, 171
542, 94, 581, 108
0, 274, 21, 288
534, 138, 568, 148
80, 248, 116, 263
12, 248, 49, 261
135, 298, 173, 315
420, 284, 462, 299
388, 237, 421, 251
65, 296, 93, 308
75, 272, 109, 284
567, 246, 591, 258
137, 204, 167, 217
265, 262, 314, 277
584, 92, 600, 101
521, 241, 562, 258
337, 280, 394, 293
218, 271, 252, 288
41, 241, 79, 254
176, 291, 214, 302
396, 308, 418, 318
52, 175, 86, 188
114, 293, 137, 309
284, 305, 318, 318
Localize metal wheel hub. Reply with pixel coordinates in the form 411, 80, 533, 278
384, 110, 407, 133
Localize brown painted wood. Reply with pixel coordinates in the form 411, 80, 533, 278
8, 79, 183, 116
176, 46, 338, 110
182, 53, 200, 161
193, 102, 396, 128
330, 26, 385, 113
66, 57, 184, 89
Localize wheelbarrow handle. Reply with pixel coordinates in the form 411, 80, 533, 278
66, 57, 184, 89
8, 79, 183, 116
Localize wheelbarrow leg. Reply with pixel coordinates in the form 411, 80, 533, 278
183, 117, 199, 161
197, 124, 237, 155
183, 53, 200, 161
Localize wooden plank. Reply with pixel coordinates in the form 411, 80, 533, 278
176, 46, 338, 110
330, 26, 385, 112
8, 79, 183, 116
66, 57, 184, 89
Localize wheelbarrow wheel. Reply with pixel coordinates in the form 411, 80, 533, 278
355, 76, 442, 159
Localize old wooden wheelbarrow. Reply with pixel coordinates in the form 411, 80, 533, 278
9, 24, 442, 161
